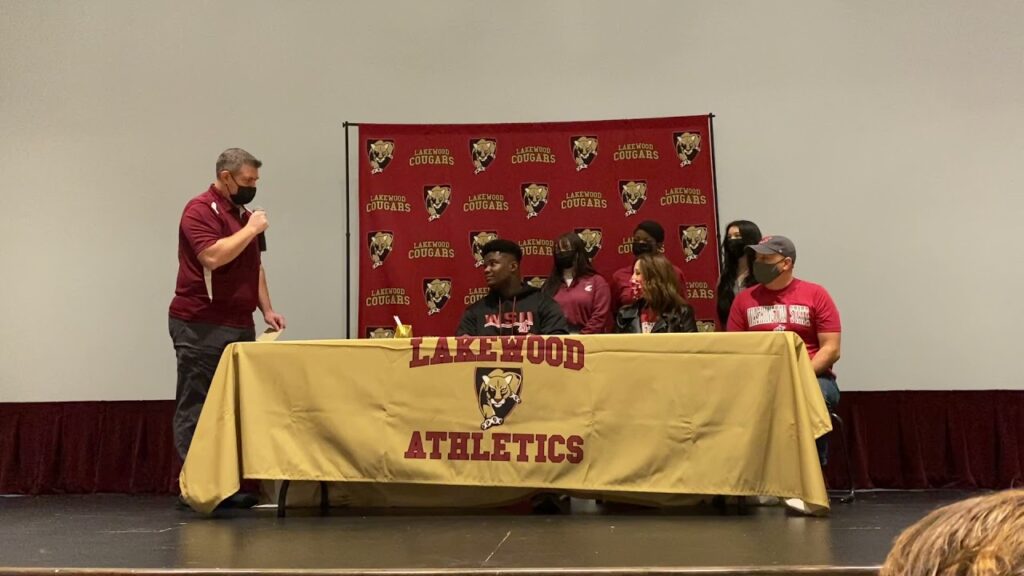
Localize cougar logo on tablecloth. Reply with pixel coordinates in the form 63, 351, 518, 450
367, 139, 395, 174
470, 231, 499, 267
476, 367, 524, 430
424, 185, 452, 222
403, 337, 588, 462
696, 320, 716, 333
620, 180, 648, 217
366, 326, 396, 339
575, 228, 603, 260
521, 183, 549, 219
674, 132, 701, 166
470, 139, 497, 174
571, 136, 599, 171
424, 278, 453, 315
680, 225, 709, 262
367, 231, 394, 269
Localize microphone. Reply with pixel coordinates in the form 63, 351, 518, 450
250, 205, 268, 252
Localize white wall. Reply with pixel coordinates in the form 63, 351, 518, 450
1, 0, 1021, 401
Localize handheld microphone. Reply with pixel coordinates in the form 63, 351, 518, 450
251, 206, 268, 252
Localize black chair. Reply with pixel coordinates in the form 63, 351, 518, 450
827, 412, 856, 503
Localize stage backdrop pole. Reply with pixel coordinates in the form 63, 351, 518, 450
709, 113, 722, 278
343, 121, 353, 338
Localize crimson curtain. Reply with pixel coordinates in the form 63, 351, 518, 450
2, 392, 1021, 494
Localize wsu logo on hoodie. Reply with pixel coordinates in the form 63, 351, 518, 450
484, 310, 536, 335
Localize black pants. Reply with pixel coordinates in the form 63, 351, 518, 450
169, 317, 254, 460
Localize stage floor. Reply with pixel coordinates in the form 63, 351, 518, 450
0, 491, 979, 575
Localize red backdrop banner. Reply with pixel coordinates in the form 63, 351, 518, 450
358, 116, 720, 337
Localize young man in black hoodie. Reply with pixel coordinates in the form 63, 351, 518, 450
456, 239, 570, 514
457, 239, 569, 336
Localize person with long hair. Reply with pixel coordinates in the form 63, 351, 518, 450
716, 220, 762, 326
881, 489, 1024, 576
609, 220, 687, 314
615, 253, 697, 333
543, 232, 611, 334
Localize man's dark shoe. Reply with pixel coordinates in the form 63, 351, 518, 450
530, 493, 569, 514
216, 491, 259, 510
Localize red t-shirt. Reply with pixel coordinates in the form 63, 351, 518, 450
168, 185, 261, 328
551, 273, 612, 334
726, 278, 841, 361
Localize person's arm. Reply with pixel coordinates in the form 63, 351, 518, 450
455, 308, 477, 336
812, 286, 842, 374
812, 332, 841, 375
538, 298, 569, 335
581, 276, 612, 334
258, 265, 286, 330
725, 293, 748, 332
678, 305, 698, 333
197, 210, 267, 270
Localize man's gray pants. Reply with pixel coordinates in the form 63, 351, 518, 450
169, 317, 254, 460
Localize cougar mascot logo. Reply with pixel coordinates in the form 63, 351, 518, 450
526, 276, 546, 289
470, 138, 497, 174
367, 327, 396, 338
424, 185, 452, 222
575, 228, 603, 260
696, 320, 716, 333
674, 132, 701, 167
620, 180, 648, 217
367, 231, 394, 269
475, 368, 523, 430
423, 278, 452, 315
680, 225, 709, 262
571, 136, 598, 171
521, 183, 549, 219
367, 139, 395, 174
470, 231, 499, 267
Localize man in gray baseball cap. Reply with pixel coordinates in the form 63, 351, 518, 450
726, 235, 842, 464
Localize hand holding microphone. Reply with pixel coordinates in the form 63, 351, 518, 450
246, 207, 269, 234
247, 206, 268, 251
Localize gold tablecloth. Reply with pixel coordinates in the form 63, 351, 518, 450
180, 332, 831, 513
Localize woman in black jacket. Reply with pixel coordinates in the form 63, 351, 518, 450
615, 253, 697, 334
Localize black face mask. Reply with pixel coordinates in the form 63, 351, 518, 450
554, 252, 576, 270
228, 174, 257, 206
632, 241, 654, 257
724, 238, 746, 259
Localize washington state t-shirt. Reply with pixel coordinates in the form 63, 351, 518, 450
726, 278, 841, 360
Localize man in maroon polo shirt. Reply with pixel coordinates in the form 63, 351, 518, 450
168, 148, 286, 493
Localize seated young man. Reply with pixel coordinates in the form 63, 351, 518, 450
727, 235, 841, 462
456, 238, 570, 514
457, 239, 569, 336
